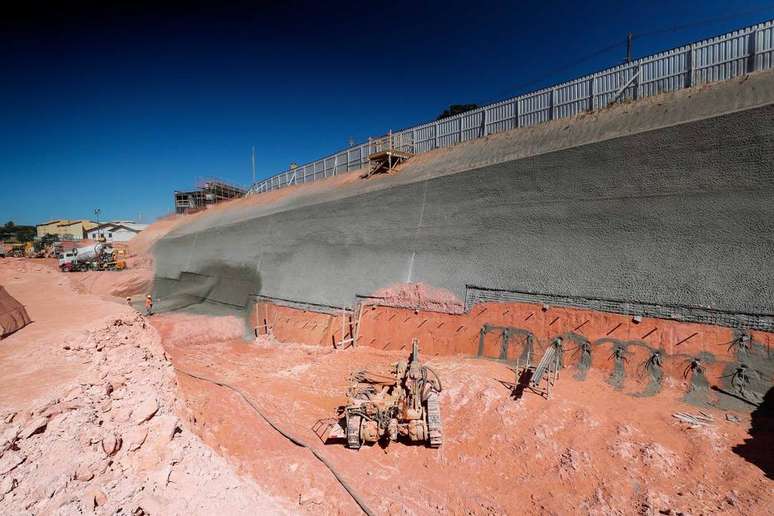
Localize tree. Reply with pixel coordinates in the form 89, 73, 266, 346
0, 221, 35, 243
16, 226, 35, 242
436, 104, 479, 120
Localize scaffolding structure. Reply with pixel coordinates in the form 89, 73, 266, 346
174, 178, 246, 214
360, 131, 414, 179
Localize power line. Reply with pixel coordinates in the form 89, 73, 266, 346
494, 38, 626, 97
484, 9, 774, 106
633, 5, 774, 39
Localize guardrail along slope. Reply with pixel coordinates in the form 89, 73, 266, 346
249, 20, 774, 195
153, 70, 774, 318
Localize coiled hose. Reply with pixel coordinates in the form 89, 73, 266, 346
174, 366, 375, 516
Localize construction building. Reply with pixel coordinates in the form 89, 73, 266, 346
86, 222, 149, 242
35, 220, 98, 240
174, 179, 245, 214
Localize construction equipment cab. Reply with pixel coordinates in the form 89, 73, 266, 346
58, 251, 78, 271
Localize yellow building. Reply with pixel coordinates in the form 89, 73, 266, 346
36, 220, 98, 240
36, 220, 67, 238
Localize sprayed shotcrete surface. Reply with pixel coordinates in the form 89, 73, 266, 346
153, 72, 774, 315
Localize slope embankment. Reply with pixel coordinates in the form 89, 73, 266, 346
153, 71, 774, 316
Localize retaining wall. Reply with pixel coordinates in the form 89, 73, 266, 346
251, 298, 773, 409
154, 81, 774, 316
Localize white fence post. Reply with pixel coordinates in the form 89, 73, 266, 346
748, 28, 758, 73
634, 63, 641, 100
550, 88, 556, 120
245, 22, 764, 197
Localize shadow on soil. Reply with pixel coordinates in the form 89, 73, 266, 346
732, 386, 773, 479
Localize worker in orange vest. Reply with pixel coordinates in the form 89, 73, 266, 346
145, 294, 153, 316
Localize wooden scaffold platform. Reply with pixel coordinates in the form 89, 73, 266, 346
361, 131, 413, 179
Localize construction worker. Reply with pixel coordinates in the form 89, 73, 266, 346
145, 294, 153, 316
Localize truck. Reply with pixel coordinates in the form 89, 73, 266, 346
58, 242, 126, 272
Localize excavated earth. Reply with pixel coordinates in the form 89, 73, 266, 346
1, 242, 773, 515
0, 259, 290, 514
153, 312, 774, 515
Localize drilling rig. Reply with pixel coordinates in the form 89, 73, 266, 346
322, 339, 443, 449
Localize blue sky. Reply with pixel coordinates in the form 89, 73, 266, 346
1, 0, 772, 225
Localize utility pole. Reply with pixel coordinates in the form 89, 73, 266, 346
626, 32, 633, 64
94, 208, 101, 241
251, 146, 256, 185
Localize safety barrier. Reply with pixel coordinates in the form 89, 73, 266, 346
248, 20, 774, 194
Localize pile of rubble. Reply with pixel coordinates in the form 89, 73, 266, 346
0, 313, 287, 514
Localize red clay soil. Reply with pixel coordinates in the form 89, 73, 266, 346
71, 268, 155, 300
0, 259, 128, 409
153, 311, 773, 515
369, 282, 465, 314
0, 259, 291, 514
5, 255, 770, 513
252, 301, 352, 348
257, 297, 773, 389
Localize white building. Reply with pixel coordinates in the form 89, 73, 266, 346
86, 222, 149, 243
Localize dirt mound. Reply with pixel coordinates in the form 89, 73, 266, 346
370, 282, 465, 313
72, 269, 154, 299
0, 310, 290, 514
0, 286, 30, 338
126, 214, 190, 264
150, 312, 246, 347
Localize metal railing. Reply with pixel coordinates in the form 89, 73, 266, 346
248, 20, 774, 195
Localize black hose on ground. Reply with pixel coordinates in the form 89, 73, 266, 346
173, 366, 376, 516
422, 365, 443, 392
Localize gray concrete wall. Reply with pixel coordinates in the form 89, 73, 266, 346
154, 74, 774, 316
